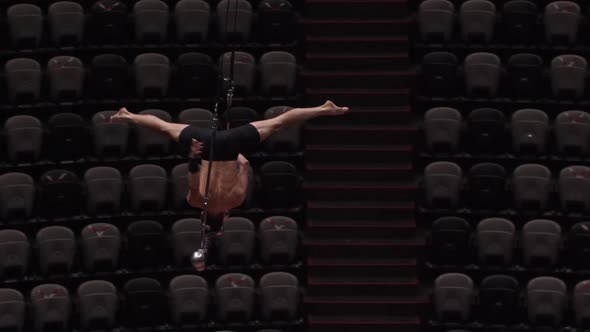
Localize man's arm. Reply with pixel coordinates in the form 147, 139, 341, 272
230, 155, 251, 207
186, 170, 204, 208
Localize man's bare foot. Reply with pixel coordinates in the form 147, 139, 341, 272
320, 100, 349, 116
110, 107, 133, 123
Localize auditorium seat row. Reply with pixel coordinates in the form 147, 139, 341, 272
4, 51, 297, 103
421, 52, 589, 99
3, 108, 300, 162
424, 107, 590, 156
419, 0, 584, 44
429, 216, 590, 268
434, 273, 590, 328
424, 162, 590, 212
0, 163, 300, 219
0, 272, 299, 331
4, 0, 297, 48
0, 217, 298, 278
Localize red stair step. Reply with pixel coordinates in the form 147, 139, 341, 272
306, 218, 416, 238
304, 124, 417, 145
305, 162, 414, 181
309, 107, 412, 125
303, 18, 411, 36
306, 200, 415, 219
302, 70, 415, 89
306, 0, 408, 19
308, 315, 421, 332
305, 53, 409, 70
307, 277, 419, 297
305, 36, 409, 53
305, 144, 413, 164
308, 257, 417, 279
303, 182, 417, 202
305, 296, 430, 316
305, 237, 424, 259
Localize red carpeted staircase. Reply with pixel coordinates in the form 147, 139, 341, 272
301, 1, 426, 331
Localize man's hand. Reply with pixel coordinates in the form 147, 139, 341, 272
110, 107, 133, 123
237, 154, 249, 167
189, 139, 204, 158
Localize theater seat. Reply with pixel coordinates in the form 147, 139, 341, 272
476, 218, 515, 266
418, 0, 455, 43
423, 161, 462, 209
544, 1, 580, 44
215, 273, 255, 321
424, 107, 462, 154
174, 0, 210, 43
430, 216, 471, 265
459, 0, 496, 43
259, 272, 299, 321
511, 164, 552, 212
217, 0, 253, 42
30, 284, 71, 332
526, 277, 566, 327
259, 216, 299, 265
555, 110, 590, 157
434, 273, 474, 322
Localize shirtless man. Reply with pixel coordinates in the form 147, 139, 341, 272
110, 100, 349, 268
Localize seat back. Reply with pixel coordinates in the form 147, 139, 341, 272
430, 217, 471, 264
39, 169, 81, 217
4, 115, 42, 162
0, 230, 29, 279
30, 284, 71, 332
526, 277, 567, 326
259, 216, 298, 264
91, 0, 128, 43
502, 0, 538, 42
174, 0, 210, 43
175, 52, 217, 97
215, 273, 255, 321
217, 0, 253, 42
558, 165, 590, 212
47, 56, 85, 101
36, 226, 75, 276
7, 4, 43, 49
260, 161, 299, 208
259, 272, 299, 321
91, 54, 129, 99
128, 164, 168, 212
511, 164, 552, 211
134, 0, 169, 43
81, 223, 121, 272
258, 0, 297, 43
522, 219, 561, 267
476, 218, 515, 266
418, 0, 455, 42
424, 107, 462, 153
260, 51, 297, 96
421, 52, 459, 96
218, 217, 256, 265
507, 53, 544, 98
511, 109, 549, 154
467, 163, 507, 209
48, 1, 84, 46
479, 275, 519, 324
84, 167, 124, 215
0, 289, 25, 332
126, 220, 165, 268
169, 275, 209, 325
555, 110, 590, 156
424, 161, 463, 209
134, 53, 171, 98
77, 280, 118, 330
551, 54, 587, 99
220, 51, 257, 96
124, 278, 166, 326
544, 1, 581, 44
171, 218, 202, 266
92, 110, 130, 157
0, 172, 35, 220
5, 58, 42, 104
574, 280, 590, 328
466, 108, 506, 154
48, 113, 86, 161
459, 0, 496, 43
434, 273, 474, 322
464, 52, 501, 97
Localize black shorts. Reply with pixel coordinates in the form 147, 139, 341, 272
178, 124, 261, 162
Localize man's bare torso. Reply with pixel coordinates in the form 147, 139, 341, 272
187, 160, 244, 215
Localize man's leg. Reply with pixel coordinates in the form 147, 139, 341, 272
110, 107, 189, 142
251, 100, 349, 142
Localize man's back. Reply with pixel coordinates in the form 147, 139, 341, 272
187, 159, 245, 214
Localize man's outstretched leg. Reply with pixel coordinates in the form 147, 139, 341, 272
251, 100, 349, 142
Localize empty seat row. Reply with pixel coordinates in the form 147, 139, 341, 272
424, 107, 590, 157
421, 52, 588, 99
0, 217, 298, 278
6, 0, 296, 48
430, 216, 590, 268
419, 0, 583, 44
0, 162, 300, 219
4, 108, 300, 162
435, 273, 590, 328
0, 272, 299, 331
424, 162, 590, 212
5, 51, 297, 103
